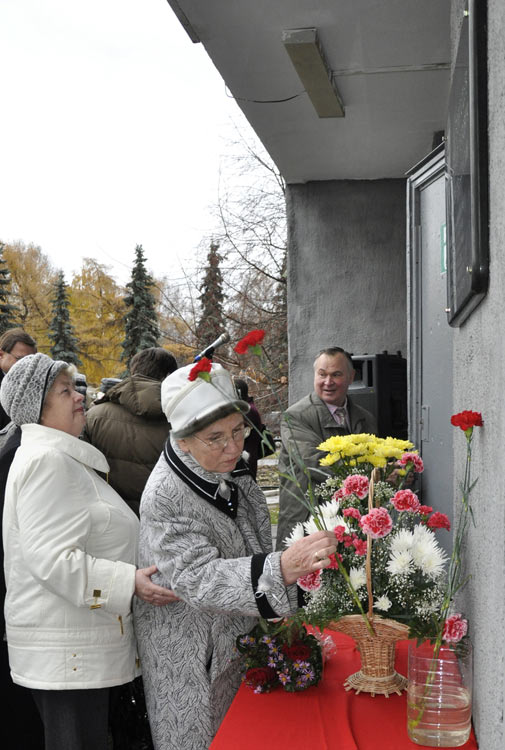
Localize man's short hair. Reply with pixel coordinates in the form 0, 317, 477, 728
130, 347, 178, 381
314, 347, 354, 372
0, 328, 37, 353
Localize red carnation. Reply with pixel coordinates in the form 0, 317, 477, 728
188, 357, 212, 382
353, 538, 368, 556
343, 507, 361, 521
333, 525, 346, 542
281, 643, 311, 661
234, 329, 266, 354
418, 505, 433, 516
245, 667, 277, 687
327, 552, 343, 569
450, 410, 483, 432
427, 511, 451, 531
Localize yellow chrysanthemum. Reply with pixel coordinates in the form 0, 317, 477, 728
319, 452, 340, 466
367, 455, 388, 468
383, 436, 414, 451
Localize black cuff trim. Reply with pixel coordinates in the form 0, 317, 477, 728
251, 553, 279, 619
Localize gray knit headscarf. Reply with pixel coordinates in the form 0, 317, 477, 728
0, 353, 69, 426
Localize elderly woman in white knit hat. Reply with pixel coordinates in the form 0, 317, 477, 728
134, 362, 337, 750
1, 353, 175, 750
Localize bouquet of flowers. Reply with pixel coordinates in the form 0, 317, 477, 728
236, 619, 323, 694
283, 433, 452, 641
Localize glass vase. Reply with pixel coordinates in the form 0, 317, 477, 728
407, 640, 472, 747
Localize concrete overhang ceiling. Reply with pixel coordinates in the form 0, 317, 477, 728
167, 0, 451, 183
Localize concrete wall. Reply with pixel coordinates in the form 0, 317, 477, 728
285, 179, 407, 403
450, 1, 505, 747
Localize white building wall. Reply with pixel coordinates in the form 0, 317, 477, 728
451, 1, 505, 747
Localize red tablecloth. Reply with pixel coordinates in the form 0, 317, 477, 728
210, 631, 478, 750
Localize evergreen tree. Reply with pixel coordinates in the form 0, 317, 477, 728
121, 245, 160, 365
49, 271, 82, 366
195, 243, 226, 349
0, 242, 19, 334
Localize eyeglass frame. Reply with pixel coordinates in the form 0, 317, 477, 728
191, 424, 251, 452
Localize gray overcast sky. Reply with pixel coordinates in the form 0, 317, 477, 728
0, 0, 250, 286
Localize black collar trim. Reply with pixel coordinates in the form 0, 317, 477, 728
163, 439, 250, 519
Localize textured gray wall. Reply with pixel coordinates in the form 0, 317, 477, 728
285, 179, 407, 403
450, 1, 505, 747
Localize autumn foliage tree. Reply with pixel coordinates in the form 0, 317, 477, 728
0, 242, 18, 334
70, 259, 126, 384
2, 241, 58, 351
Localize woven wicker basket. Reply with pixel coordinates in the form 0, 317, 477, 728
328, 468, 410, 696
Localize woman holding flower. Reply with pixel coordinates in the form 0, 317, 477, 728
134, 361, 336, 750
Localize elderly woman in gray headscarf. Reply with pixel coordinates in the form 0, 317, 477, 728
134, 362, 337, 750
1, 353, 174, 750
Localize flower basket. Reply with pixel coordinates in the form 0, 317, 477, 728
328, 467, 409, 696
328, 614, 409, 696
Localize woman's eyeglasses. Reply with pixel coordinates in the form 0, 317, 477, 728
193, 424, 251, 452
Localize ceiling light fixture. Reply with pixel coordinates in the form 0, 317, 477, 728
282, 28, 344, 118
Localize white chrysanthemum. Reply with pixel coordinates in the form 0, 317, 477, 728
319, 500, 344, 528
415, 545, 447, 578
374, 595, 392, 612
349, 566, 367, 590
303, 517, 321, 536
389, 529, 414, 554
411, 532, 447, 578
283, 522, 305, 548
386, 549, 414, 576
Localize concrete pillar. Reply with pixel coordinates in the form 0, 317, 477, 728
285, 179, 407, 403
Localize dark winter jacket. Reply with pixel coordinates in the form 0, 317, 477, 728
82, 375, 169, 516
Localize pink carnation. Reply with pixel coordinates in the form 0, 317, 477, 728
398, 452, 424, 473
427, 512, 451, 531
343, 474, 369, 499
343, 507, 361, 521
359, 507, 393, 539
297, 570, 322, 592
442, 614, 468, 643
391, 489, 420, 512
332, 488, 346, 503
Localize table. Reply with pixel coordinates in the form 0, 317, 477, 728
210, 631, 478, 750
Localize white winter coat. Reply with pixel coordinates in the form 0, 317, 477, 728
3, 423, 140, 690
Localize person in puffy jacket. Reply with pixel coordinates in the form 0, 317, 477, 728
83, 347, 178, 515
1, 353, 176, 750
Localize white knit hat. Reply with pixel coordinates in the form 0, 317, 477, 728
161, 362, 249, 438
0, 353, 68, 426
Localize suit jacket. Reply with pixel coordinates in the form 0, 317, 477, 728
275, 393, 376, 550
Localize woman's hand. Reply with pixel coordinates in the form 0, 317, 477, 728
280, 530, 337, 585
134, 565, 180, 606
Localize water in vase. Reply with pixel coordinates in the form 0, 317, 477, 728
407, 682, 472, 747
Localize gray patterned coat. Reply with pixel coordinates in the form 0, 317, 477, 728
134, 438, 298, 750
